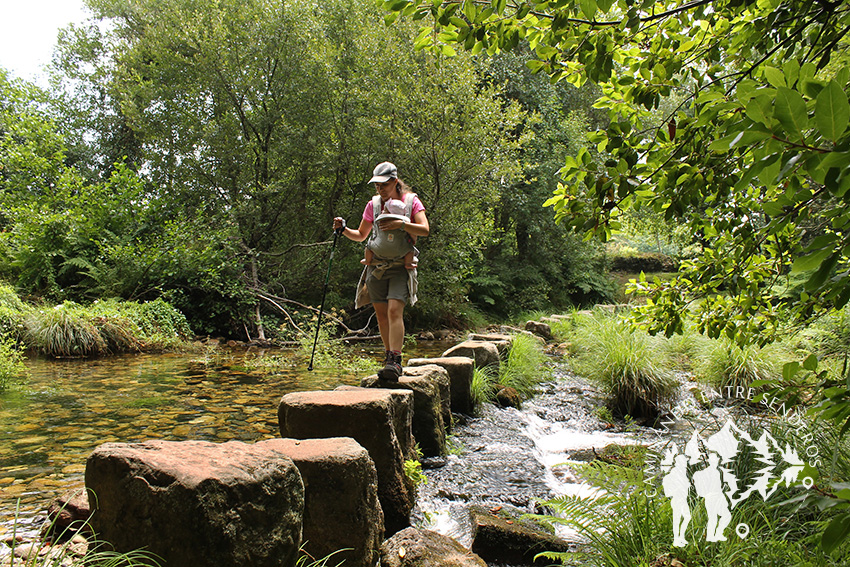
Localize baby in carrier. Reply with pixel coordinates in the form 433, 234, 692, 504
362, 198, 418, 270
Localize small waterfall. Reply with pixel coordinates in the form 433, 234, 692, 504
414, 366, 645, 545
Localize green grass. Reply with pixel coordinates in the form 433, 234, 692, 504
471, 364, 499, 407
531, 417, 849, 567
468, 332, 550, 410
8, 496, 162, 567
569, 313, 677, 419
499, 332, 550, 398
659, 321, 711, 372
24, 303, 108, 358
695, 337, 785, 393
16, 297, 192, 358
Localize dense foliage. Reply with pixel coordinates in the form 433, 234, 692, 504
385, 3, 850, 553
385, 0, 850, 344
0, 0, 615, 339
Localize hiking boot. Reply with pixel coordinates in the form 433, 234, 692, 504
378, 352, 402, 381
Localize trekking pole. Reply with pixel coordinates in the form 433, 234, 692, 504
308, 224, 343, 371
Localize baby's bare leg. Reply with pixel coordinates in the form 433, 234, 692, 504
404, 250, 417, 269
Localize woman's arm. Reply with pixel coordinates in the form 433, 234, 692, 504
378, 210, 429, 237
407, 210, 429, 237
334, 217, 372, 242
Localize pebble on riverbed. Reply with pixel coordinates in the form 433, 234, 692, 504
1, 533, 88, 567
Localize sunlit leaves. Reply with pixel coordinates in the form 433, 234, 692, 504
816, 81, 850, 143
381, 0, 850, 351
774, 87, 809, 140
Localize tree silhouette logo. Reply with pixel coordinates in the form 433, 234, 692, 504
659, 419, 811, 546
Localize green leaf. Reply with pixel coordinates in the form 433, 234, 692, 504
580, 0, 597, 19
822, 513, 850, 554
805, 252, 840, 292
774, 87, 809, 139
815, 80, 850, 142
745, 97, 773, 126
526, 60, 547, 74
803, 353, 818, 371
763, 66, 786, 88
792, 248, 834, 274
783, 361, 801, 381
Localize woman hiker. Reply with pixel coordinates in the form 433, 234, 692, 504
333, 162, 429, 380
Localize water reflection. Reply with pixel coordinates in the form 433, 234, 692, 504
0, 343, 446, 537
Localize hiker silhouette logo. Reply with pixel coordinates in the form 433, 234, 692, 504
658, 419, 812, 547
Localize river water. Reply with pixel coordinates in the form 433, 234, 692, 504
413, 365, 651, 546
0, 343, 444, 541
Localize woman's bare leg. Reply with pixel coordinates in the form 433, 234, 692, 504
386, 299, 405, 352
373, 302, 390, 351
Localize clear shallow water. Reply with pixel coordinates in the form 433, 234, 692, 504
0, 343, 447, 538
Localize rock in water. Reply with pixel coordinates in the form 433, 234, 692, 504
86, 439, 304, 567
381, 528, 487, 567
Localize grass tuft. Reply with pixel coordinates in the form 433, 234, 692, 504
471, 364, 499, 407
695, 337, 782, 393
499, 333, 549, 398
569, 313, 677, 419
24, 303, 107, 358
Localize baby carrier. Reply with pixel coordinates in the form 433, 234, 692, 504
366, 192, 417, 260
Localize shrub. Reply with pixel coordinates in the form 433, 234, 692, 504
0, 334, 27, 392
124, 298, 193, 339
90, 298, 192, 351
21, 298, 192, 357
569, 313, 677, 419
0, 283, 28, 341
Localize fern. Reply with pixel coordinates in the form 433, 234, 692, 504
527, 461, 671, 567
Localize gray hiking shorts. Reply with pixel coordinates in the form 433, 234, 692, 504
365, 265, 409, 304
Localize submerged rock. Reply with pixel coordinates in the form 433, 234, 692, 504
495, 385, 521, 409
44, 489, 92, 540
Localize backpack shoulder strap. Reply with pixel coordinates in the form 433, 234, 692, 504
372, 195, 382, 221
403, 192, 416, 218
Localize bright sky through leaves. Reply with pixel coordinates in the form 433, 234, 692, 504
0, 0, 88, 84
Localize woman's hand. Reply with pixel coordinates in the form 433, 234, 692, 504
333, 217, 346, 232
378, 218, 405, 231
